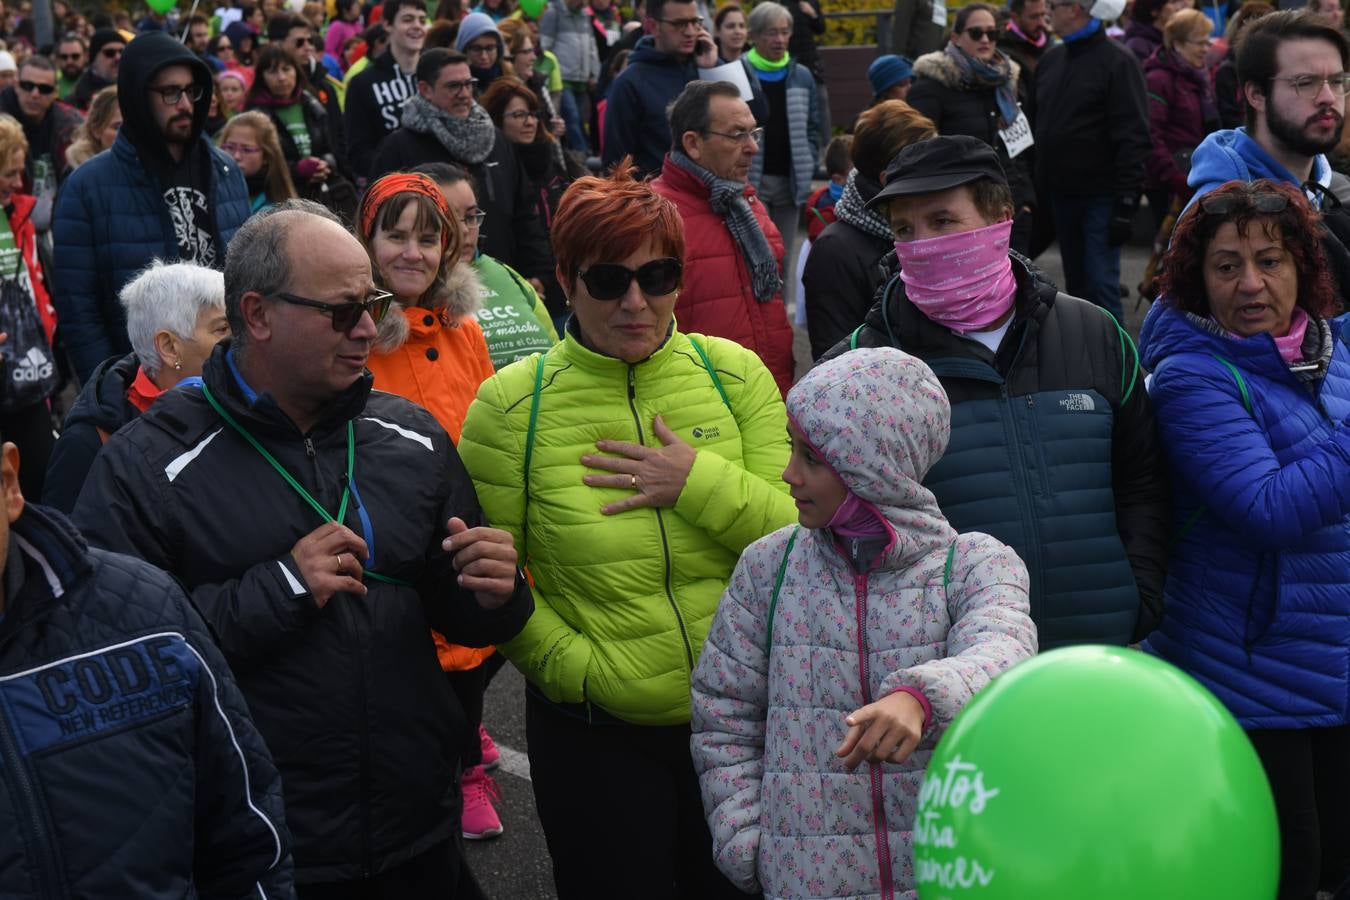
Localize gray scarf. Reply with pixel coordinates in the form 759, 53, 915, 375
401, 95, 496, 165
669, 150, 782, 303
834, 170, 892, 241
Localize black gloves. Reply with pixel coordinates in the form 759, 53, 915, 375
1108, 195, 1139, 247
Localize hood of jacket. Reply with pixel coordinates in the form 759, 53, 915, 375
912, 48, 1020, 91
456, 11, 505, 55
375, 262, 484, 352
1139, 296, 1331, 380
786, 346, 957, 566
117, 32, 214, 168
630, 34, 689, 69
62, 351, 141, 434
1188, 126, 1330, 194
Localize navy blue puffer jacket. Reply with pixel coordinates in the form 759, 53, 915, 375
51, 33, 249, 383
0, 502, 293, 898
1141, 302, 1350, 729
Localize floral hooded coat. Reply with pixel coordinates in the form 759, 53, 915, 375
690, 347, 1037, 900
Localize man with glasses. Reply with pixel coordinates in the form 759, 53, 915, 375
1032, 0, 1146, 323
71, 27, 123, 111
345, 0, 425, 179
653, 80, 796, 393
53, 32, 249, 383
55, 33, 86, 100
602, 0, 766, 176
0, 55, 82, 231
372, 48, 556, 312
74, 199, 532, 898
269, 11, 349, 178
455, 12, 508, 88
1188, 11, 1348, 205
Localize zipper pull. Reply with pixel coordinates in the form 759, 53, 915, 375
304, 436, 316, 458
627, 366, 636, 400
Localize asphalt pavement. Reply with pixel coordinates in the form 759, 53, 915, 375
460, 237, 1155, 899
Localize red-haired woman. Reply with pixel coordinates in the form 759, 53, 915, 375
1139, 178, 1350, 899
459, 162, 796, 898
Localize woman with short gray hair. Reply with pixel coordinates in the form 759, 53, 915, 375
44, 261, 230, 513
743, 1, 819, 310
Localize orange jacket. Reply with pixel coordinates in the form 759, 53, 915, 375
366, 266, 497, 670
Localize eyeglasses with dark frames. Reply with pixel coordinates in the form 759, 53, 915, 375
576, 258, 682, 300
962, 26, 999, 40
1198, 191, 1291, 215
100, 46, 124, 58
658, 16, 703, 30
442, 77, 478, 94
17, 80, 55, 95
148, 83, 205, 106
271, 290, 395, 332
503, 108, 540, 121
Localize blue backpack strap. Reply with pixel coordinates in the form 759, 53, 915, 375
521, 353, 547, 559
688, 336, 732, 412
765, 526, 800, 653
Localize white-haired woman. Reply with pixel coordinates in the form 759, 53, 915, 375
743, 1, 820, 286
44, 261, 230, 512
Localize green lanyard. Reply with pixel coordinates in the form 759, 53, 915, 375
200, 381, 408, 586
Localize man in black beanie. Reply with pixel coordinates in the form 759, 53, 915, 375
70, 26, 123, 110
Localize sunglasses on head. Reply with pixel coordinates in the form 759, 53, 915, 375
18, 80, 55, 95
272, 290, 394, 332
1198, 191, 1290, 215
576, 258, 682, 300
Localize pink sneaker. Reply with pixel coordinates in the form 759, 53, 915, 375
461, 765, 504, 840
479, 724, 500, 771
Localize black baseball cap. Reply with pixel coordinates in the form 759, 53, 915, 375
866, 135, 1008, 211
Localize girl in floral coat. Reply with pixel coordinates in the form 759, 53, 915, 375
690, 346, 1037, 900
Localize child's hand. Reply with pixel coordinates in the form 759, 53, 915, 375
835, 691, 926, 773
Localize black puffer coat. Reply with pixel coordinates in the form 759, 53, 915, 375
44, 352, 141, 514
0, 502, 293, 898
73, 341, 533, 884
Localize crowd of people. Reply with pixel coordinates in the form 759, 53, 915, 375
0, 0, 1349, 896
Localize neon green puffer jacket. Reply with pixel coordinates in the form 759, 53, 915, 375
459, 328, 797, 725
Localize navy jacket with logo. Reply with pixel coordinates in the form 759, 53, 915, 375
825, 256, 1170, 648
0, 502, 292, 898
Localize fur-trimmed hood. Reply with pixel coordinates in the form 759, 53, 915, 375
913, 48, 1020, 90
375, 262, 484, 353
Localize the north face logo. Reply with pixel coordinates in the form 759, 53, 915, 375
12, 347, 52, 383
691, 426, 721, 440
1058, 393, 1095, 412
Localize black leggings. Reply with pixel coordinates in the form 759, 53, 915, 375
295, 838, 484, 900
1248, 724, 1350, 899
0, 400, 52, 501
444, 651, 507, 768
524, 689, 758, 900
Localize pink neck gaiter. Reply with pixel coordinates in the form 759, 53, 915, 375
895, 219, 1018, 335
1007, 20, 1048, 47
827, 491, 887, 538
1223, 308, 1310, 364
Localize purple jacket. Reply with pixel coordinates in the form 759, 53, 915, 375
1123, 20, 1162, 63
1145, 47, 1215, 194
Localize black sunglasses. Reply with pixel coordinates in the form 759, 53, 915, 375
963, 26, 999, 40
1199, 192, 1290, 215
18, 80, 55, 95
272, 290, 394, 331
576, 258, 682, 300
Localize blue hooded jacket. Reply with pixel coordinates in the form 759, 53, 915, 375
1139, 301, 1350, 729
1186, 126, 1332, 208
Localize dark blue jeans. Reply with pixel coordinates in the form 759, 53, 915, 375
1049, 192, 1123, 322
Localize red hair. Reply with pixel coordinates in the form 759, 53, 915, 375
550, 158, 685, 287
1160, 179, 1337, 321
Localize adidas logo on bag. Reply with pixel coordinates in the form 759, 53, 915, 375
12, 347, 52, 383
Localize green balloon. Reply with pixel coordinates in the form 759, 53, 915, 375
914, 646, 1278, 900
147, 0, 176, 12
517, 0, 546, 17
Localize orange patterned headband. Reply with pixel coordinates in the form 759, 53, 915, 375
358, 172, 453, 249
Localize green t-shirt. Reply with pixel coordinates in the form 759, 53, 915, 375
472, 255, 558, 370
0, 208, 21, 281
275, 102, 312, 158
